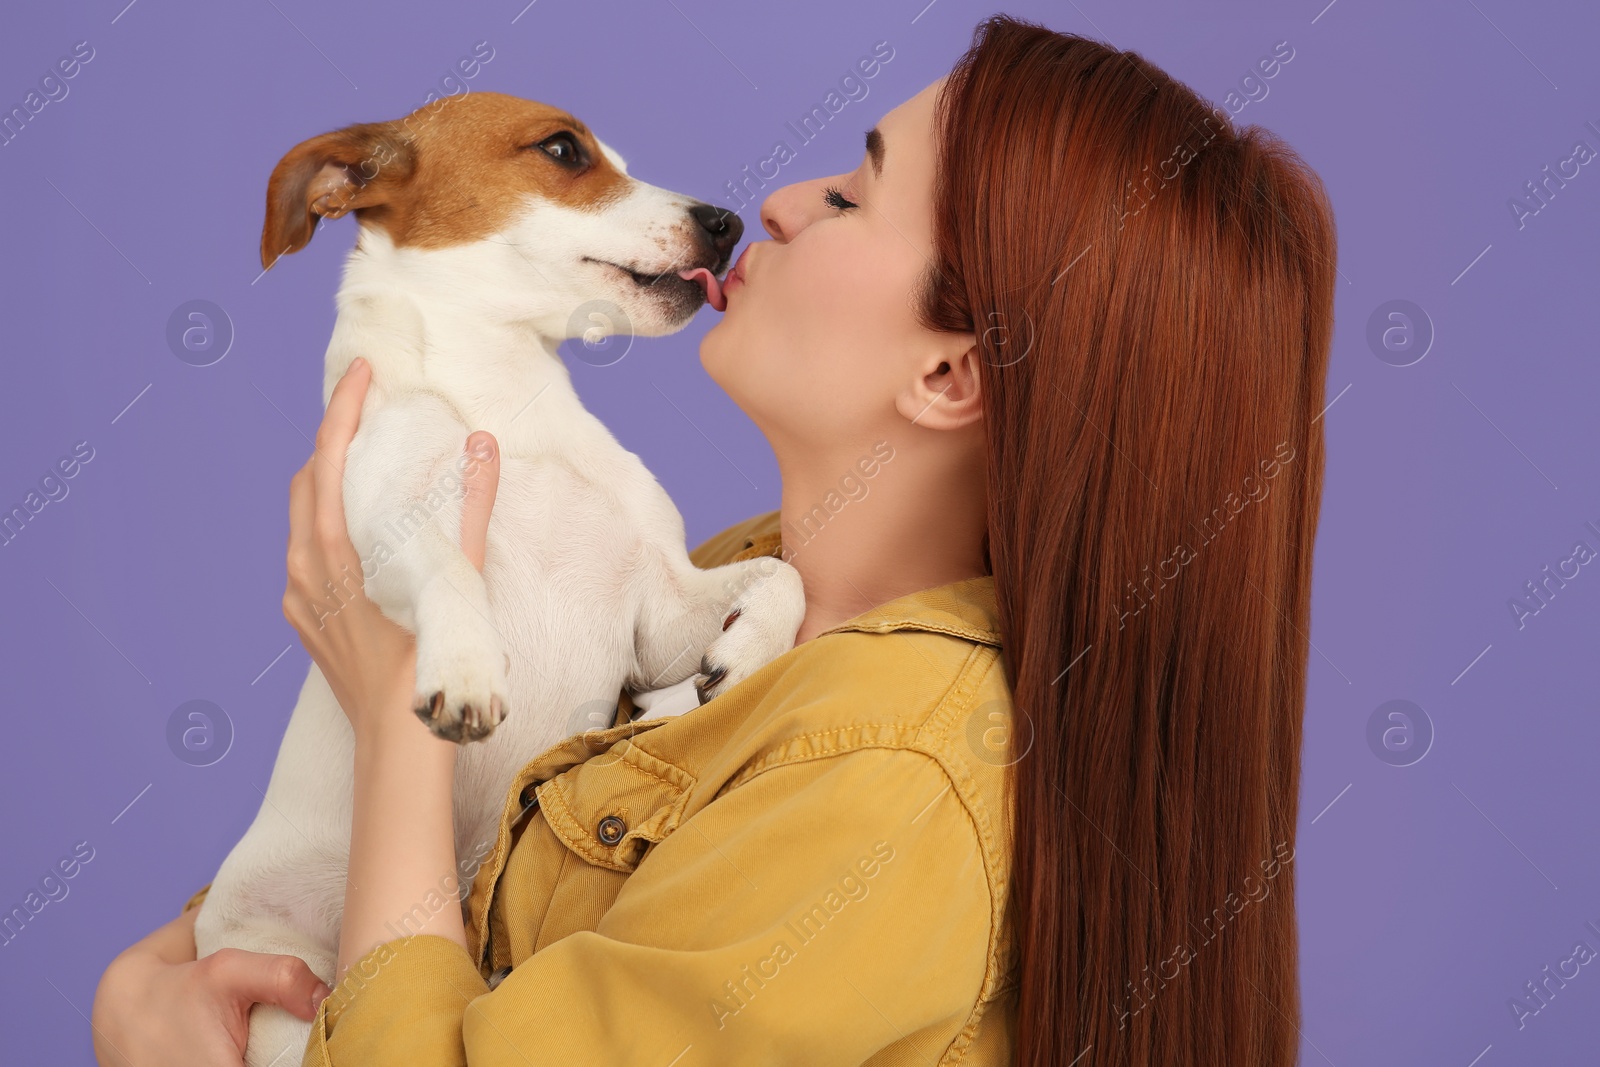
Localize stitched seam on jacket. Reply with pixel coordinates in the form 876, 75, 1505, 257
821, 619, 1001, 645
919, 643, 993, 741
720, 723, 922, 790
610, 747, 693, 792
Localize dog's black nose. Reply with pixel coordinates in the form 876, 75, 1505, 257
689, 203, 743, 257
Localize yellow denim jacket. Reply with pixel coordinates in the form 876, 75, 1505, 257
183, 509, 1018, 1065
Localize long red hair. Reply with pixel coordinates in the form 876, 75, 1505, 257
920, 17, 1336, 1066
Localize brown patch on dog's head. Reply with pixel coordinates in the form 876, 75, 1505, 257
260, 93, 634, 270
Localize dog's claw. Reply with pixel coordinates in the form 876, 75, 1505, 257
693, 559, 805, 708
694, 655, 729, 705
413, 691, 509, 743
413, 691, 447, 727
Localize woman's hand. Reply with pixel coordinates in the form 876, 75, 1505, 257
281, 356, 502, 740
91, 906, 329, 1067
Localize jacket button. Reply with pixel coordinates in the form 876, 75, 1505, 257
519, 784, 539, 811
597, 814, 626, 845
487, 965, 512, 991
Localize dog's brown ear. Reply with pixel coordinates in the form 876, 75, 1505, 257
261, 121, 415, 271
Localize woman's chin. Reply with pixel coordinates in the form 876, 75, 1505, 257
697, 328, 730, 384
698, 318, 739, 370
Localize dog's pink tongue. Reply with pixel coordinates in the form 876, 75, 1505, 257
678, 267, 726, 312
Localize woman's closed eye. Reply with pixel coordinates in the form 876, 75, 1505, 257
823, 184, 859, 212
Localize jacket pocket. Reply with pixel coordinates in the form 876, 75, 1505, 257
535, 739, 696, 873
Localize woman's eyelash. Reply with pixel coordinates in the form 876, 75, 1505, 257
823, 185, 858, 211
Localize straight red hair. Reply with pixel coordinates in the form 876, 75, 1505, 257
920, 18, 1336, 1066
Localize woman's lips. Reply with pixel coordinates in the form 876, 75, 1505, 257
723, 243, 749, 297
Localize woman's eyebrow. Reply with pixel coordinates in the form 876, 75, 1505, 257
865, 127, 884, 178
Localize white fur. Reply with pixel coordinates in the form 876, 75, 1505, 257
193, 145, 806, 1067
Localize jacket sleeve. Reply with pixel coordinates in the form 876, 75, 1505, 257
304, 746, 995, 1066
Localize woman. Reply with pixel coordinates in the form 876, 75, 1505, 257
92, 15, 1334, 1066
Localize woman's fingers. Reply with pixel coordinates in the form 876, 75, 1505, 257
201, 948, 332, 1022
459, 432, 500, 573
283, 458, 320, 628
310, 357, 372, 545
286, 460, 314, 563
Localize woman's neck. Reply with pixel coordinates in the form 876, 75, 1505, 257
774, 434, 988, 645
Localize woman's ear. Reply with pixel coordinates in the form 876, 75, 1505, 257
894, 334, 983, 431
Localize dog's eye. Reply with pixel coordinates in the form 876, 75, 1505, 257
535, 132, 582, 166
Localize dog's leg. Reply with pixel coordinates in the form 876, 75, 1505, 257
629, 549, 806, 704
244, 1008, 314, 1067
340, 393, 509, 742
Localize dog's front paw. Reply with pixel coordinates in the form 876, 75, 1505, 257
413, 611, 510, 742
694, 561, 806, 705
415, 686, 507, 743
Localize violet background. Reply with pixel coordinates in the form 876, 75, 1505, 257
2, 0, 1597, 1062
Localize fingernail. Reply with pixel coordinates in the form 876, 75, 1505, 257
350, 356, 367, 372
469, 436, 495, 462
312, 983, 332, 1013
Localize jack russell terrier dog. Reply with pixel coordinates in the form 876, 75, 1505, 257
192, 92, 805, 1067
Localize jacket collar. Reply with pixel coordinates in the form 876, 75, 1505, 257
733, 529, 1002, 649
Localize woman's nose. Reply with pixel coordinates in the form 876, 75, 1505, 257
759, 177, 836, 243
